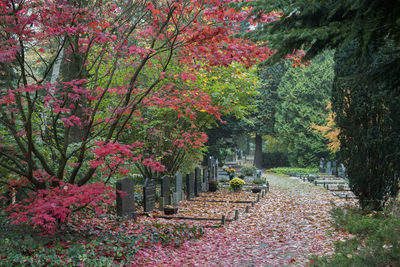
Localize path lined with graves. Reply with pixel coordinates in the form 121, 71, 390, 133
132, 173, 355, 266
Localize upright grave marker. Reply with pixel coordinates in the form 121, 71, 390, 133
175, 173, 183, 202
215, 159, 218, 180
186, 172, 195, 200
339, 164, 346, 178
143, 178, 156, 212
332, 161, 337, 176
194, 167, 202, 196
116, 177, 135, 218
202, 168, 209, 192
161, 175, 171, 206
208, 156, 215, 181
319, 158, 325, 173
326, 161, 332, 175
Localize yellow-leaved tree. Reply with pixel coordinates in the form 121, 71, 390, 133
310, 102, 340, 153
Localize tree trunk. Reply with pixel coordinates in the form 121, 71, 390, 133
254, 133, 263, 169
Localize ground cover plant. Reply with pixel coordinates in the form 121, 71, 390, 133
0, 212, 203, 266
311, 202, 400, 266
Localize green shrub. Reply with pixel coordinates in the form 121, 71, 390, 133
229, 178, 245, 191
312, 204, 400, 266
240, 166, 257, 176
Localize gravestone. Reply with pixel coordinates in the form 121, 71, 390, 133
172, 192, 179, 206
143, 178, 156, 212
208, 156, 215, 181
116, 177, 135, 218
319, 158, 325, 173
215, 159, 218, 180
194, 167, 202, 196
175, 173, 183, 202
339, 164, 346, 178
161, 175, 171, 206
186, 172, 195, 200
158, 197, 165, 211
326, 161, 332, 175
202, 168, 209, 192
332, 161, 337, 176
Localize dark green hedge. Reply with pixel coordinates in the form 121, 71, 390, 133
262, 151, 290, 169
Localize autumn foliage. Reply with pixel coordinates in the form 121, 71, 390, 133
0, 0, 273, 231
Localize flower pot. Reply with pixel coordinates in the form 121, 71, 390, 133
251, 188, 261, 193
164, 207, 178, 215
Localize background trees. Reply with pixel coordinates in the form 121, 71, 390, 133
238, 0, 400, 209
275, 51, 334, 167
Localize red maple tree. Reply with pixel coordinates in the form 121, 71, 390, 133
0, 0, 272, 231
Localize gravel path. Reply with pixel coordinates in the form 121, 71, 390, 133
132, 173, 354, 266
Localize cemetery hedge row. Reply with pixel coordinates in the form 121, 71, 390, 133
267, 167, 319, 175
261, 151, 289, 169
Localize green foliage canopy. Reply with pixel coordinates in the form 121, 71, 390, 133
275, 51, 334, 167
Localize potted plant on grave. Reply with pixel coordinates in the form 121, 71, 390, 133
209, 180, 219, 192
224, 167, 237, 180
229, 177, 245, 192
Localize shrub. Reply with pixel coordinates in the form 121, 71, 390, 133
311, 204, 400, 266
229, 178, 245, 191
240, 166, 257, 176
261, 151, 290, 169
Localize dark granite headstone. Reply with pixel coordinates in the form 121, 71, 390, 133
143, 178, 156, 212
332, 161, 337, 176
175, 173, 183, 202
215, 159, 218, 180
339, 164, 346, 178
195, 167, 202, 196
186, 172, 195, 200
202, 168, 209, 192
319, 158, 325, 173
116, 177, 135, 218
172, 192, 179, 206
161, 175, 171, 205
326, 161, 332, 175
208, 156, 215, 181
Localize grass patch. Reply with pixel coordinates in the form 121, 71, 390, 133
268, 167, 319, 175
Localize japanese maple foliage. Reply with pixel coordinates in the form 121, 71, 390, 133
0, 0, 272, 231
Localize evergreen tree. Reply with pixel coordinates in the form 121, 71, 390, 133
237, 0, 400, 64
246, 61, 287, 168
333, 42, 400, 210
275, 51, 334, 167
